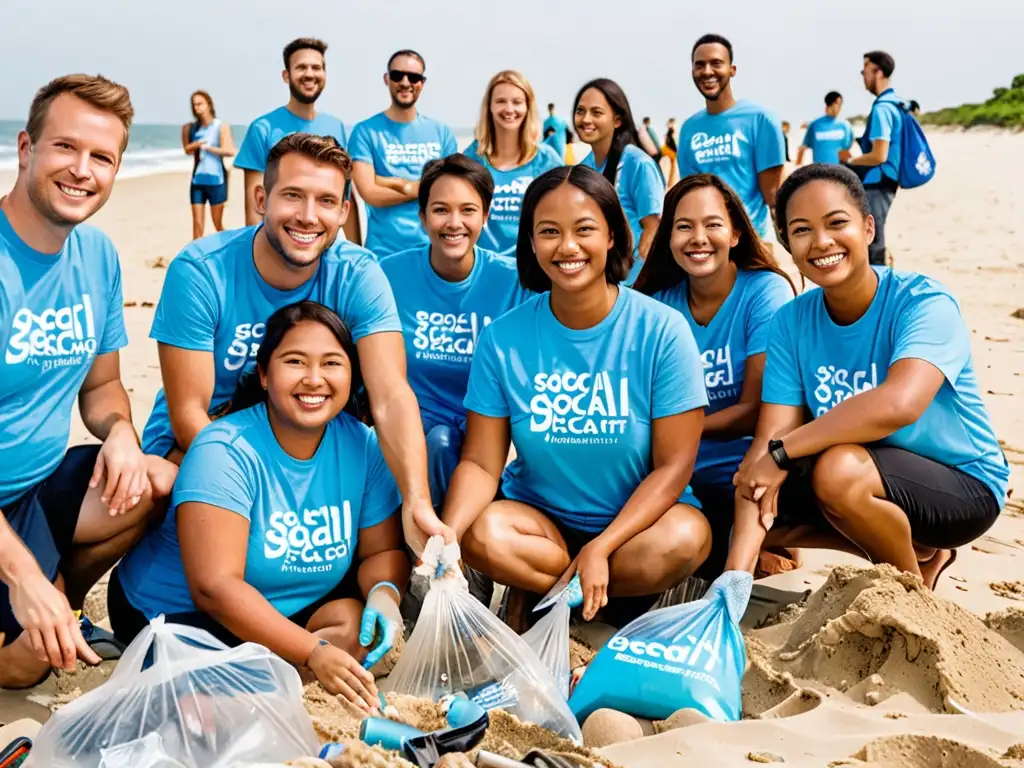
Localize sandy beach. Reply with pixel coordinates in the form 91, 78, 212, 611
2, 128, 1024, 766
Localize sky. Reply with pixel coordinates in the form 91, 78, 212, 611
1, 0, 1021, 131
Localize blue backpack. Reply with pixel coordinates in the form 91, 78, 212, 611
863, 97, 936, 189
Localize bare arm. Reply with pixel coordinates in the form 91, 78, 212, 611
243, 170, 263, 226
795, 145, 808, 166
0, 513, 42, 590
702, 353, 765, 440
638, 213, 660, 260
757, 166, 785, 212
78, 350, 134, 441
355, 513, 410, 598
442, 412, 511, 539
182, 124, 203, 154
350, 161, 416, 209
158, 344, 216, 453
849, 139, 890, 167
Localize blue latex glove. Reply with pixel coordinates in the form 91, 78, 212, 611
360, 582, 401, 670
565, 573, 583, 609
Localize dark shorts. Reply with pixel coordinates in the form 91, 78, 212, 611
689, 479, 737, 580
190, 182, 228, 206
107, 560, 363, 648
1, 446, 99, 647
776, 443, 1000, 550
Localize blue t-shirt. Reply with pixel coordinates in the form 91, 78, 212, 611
233, 107, 349, 173
677, 101, 786, 237
655, 270, 793, 488
380, 245, 531, 433
581, 144, 665, 284
120, 403, 399, 619
349, 112, 458, 259
463, 140, 564, 255
858, 89, 903, 186
140, 227, 401, 457
801, 115, 854, 165
542, 115, 569, 158
465, 288, 708, 532
0, 211, 128, 507
762, 268, 1009, 504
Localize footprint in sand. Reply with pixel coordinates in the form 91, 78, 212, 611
989, 581, 1024, 602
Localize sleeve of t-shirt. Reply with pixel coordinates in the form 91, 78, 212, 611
441, 125, 458, 157
755, 113, 787, 172
341, 260, 402, 341
870, 105, 898, 142
632, 153, 666, 220
745, 274, 795, 356
676, 127, 698, 176
463, 326, 510, 418
348, 121, 376, 165
761, 307, 805, 406
800, 126, 814, 149
844, 123, 855, 148
232, 119, 270, 172
359, 428, 400, 529
150, 254, 220, 351
173, 439, 256, 520
99, 253, 130, 355
652, 316, 709, 418
891, 292, 970, 384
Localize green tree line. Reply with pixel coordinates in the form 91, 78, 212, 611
920, 74, 1024, 128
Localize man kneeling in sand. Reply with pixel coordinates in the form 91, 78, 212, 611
0, 75, 176, 689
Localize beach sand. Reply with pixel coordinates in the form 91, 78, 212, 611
2, 129, 1024, 765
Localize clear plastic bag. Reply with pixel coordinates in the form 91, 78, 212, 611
26, 616, 320, 768
382, 537, 582, 742
569, 571, 753, 723
521, 593, 572, 700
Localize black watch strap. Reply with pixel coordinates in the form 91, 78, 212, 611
768, 439, 792, 470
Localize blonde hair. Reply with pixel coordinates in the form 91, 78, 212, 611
474, 70, 540, 165
27, 74, 134, 154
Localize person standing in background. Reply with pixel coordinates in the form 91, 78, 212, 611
660, 117, 678, 185
349, 50, 458, 260
234, 38, 361, 245
642, 117, 663, 162
796, 92, 855, 167
780, 121, 791, 163
543, 102, 570, 160
677, 34, 786, 239
182, 90, 235, 240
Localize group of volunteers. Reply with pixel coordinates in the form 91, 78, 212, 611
0, 31, 1008, 714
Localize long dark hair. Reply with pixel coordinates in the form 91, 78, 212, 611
226, 301, 368, 422
572, 79, 643, 187
633, 174, 796, 296
190, 90, 216, 122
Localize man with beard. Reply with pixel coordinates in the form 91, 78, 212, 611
1, 75, 176, 688
235, 38, 361, 245
677, 34, 786, 239
349, 50, 457, 259
137, 132, 450, 559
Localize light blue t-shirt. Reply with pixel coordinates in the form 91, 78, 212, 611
465, 288, 708, 532
0, 211, 128, 507
140, 227, 401, 457
762, 268, 1009, 504
581, 144, 665, 284
655, 269, 793, 488
543, 115, 569, 158
463, 140, 564, 255
233, 106, 349, 173
380, 245, 532, 434
677, 101, 786, 236
349, 112, 458, 259
858, 89, 903, 186
801, 115, 854, 165
120, 404, 399, 619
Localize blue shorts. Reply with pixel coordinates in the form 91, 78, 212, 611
1, 445, 99, 646
190, 182, 228, 206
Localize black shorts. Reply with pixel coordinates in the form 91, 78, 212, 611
106, 561, 364, 648
1, 446, 99, 647
776, 443, 1000, 550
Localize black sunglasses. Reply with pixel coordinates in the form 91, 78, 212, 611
389, 69, 426, 85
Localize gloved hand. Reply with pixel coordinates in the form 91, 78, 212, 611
564, 573, 583, 609
360, 581, 402, 670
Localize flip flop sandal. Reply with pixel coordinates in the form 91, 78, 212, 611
78, 615, 126, 661
926, 548, 959, 590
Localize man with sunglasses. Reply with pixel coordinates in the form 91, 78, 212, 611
349, 50, 457, 259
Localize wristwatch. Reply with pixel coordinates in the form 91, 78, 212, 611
767, 439, 793, 471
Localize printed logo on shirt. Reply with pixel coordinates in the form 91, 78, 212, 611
382, 140, 442, 168
813, 363, 879, 417
490, 176, 533, 220
529, 371, 630, 445
264, 502, 353, 574
224, 322, 265, 372
5, 295, 98, 369
689, 129, 748, 163
413, 310, 491, 363
814, 128, 848, 142
702, 345, 738, 401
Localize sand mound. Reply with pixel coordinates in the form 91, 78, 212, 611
986, 608, 1024, 654
83, 577, 109, 624
845, 734, 1010, 767
745, 565, 1024, 714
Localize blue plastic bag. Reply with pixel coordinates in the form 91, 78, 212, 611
568, 571, 752, 723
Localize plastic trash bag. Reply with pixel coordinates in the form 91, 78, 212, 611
569, 570, 752, 723
382, 537, 582, 742
521, 579, 577, 699
26, 616, 319, 768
